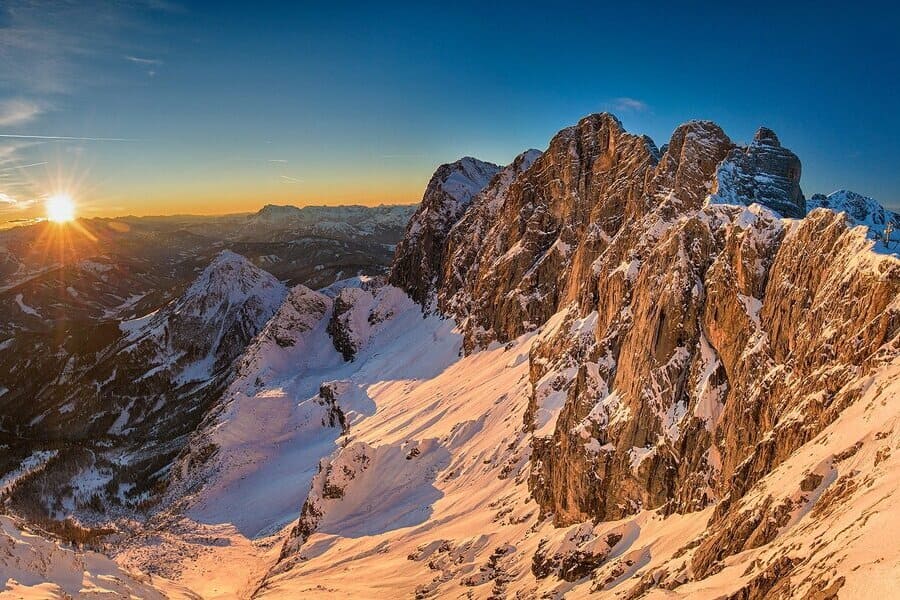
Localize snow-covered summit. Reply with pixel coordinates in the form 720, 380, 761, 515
120, 250, 288, 382
173, 249, 286, 323
389, 156, 501, 305
807, 189, 899, 244
438, 156, 502, 211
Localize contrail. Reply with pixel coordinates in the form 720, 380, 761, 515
0, 134, 139, 142
0, 161, 48, 171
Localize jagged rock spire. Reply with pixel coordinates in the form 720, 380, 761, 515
389, 156, 500, 306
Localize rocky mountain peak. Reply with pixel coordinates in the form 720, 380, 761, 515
175, 249, 286, 322
389, 156, 501, 306
753, 126, 781, 146
650, 120, 734, 209
125, 250, 288, 381
431, 113, 730, 351
708, 126, 805, 218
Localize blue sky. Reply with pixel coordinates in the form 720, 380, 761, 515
0, 1, 898, 219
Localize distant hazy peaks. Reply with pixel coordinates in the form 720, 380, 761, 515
254, 204, 303, 221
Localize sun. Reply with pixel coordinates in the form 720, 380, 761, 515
46, 194, 76, 223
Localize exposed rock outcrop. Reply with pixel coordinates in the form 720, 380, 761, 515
390, 157, 500, 306
707, 127, 805, 218
326, 277, 407, 361
385, 111, 899, 593
440, 113, 666, 351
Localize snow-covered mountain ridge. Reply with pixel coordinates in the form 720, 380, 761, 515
267, 113, 898, 597
3, 112, 899, 599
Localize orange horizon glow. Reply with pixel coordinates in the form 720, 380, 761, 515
5, 189, 424, 225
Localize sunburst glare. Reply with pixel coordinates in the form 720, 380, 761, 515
46, 193, 76, 223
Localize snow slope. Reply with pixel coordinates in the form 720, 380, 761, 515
258, 331, 900, 599
114, 280, 463, 596
1, 516, 195, 599
181, 283, 460, 538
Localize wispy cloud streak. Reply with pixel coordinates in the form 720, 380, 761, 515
607, 97, 649, 112
125, 55, 163, 65
0, 134, 138, 142
0, 99, 43, 126
0, 161, 47, 171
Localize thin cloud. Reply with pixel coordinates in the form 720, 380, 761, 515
0, 140, 41, 168
0, 134, 138, 142
0, 99, 43, 126
608, 97, 649, 112
268, 159, 288, 164
0, 192, 34, 211
1, 2, 172, 94
280, 175, 304, 184
0, 161, 47, 171
125, 55, 163, 66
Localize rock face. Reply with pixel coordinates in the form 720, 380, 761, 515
390, 156, 500, 306
529, 204, 897, 529
441, 114, 660, 350
435, 114, 738, 351
326, 276, 402, 361
708, 127, 805, 218
384, 111, 900, 592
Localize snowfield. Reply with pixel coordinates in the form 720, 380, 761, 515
105, 273, 899, 598
0, 515, 196, 599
